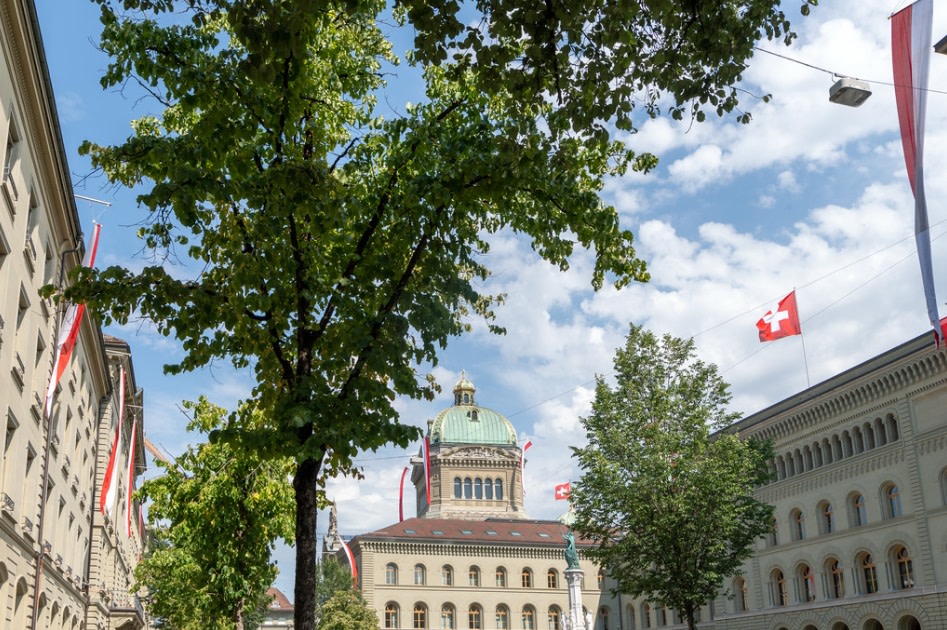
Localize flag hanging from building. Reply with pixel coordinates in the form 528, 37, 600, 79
44, 223, 102, 418
892, 0, 941, 343
756, 291, 802, 342
340, 537, 358, 586
520, 439, 532, 496
100, 366, 124, 517
423, 437, 431, 505
125, 414, 138, 536
554, 482, 571, 501
398, 466, 409, 522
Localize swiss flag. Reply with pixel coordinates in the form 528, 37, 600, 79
756, 291, 802, 342
554, 482, 571, 501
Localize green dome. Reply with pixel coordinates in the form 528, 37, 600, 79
429, 373, 517, 446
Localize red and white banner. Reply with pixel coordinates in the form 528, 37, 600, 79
554, 482, 571, 501
125, 414, 138, 535
520, 439, 532, 496
340, 537, 358, 586
100, 366, 124, 517
44, 223, 101, 418
398, 466, 409, 522
756, 291, 802, 342
423, 437, 431, 506
892, 0, 940, 343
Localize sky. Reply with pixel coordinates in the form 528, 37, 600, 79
34, 0, 947, 601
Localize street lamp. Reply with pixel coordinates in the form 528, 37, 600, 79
829, 76, 872, 107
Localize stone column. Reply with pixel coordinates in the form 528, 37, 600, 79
565, 568, 586, 630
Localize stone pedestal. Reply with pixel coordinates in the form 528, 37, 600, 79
565, 568, 587, 630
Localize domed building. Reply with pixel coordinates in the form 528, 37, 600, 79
329, 374, 618, 630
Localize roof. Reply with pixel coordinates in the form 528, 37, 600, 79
351, 517, 593, 548
265, 587, 293, 610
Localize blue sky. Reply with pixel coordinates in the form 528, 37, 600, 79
35, 1, 947, 600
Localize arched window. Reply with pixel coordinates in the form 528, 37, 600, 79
414, 603, 427, 629
463, 478, 472, 499
521, 568, 533, 588
385, 603, 400, 628
495, 605, 509, 630
468, 566, 480, 587
858, 553, 878, 594
771, 569, 787, 606
495, 478, 503, 500
415, 564, 427, 585
522, 606, 536, 630
883, 483, 902, 519
475, 478, 483, 500
893, 545, 914, 589
819, 501, 834, 534
850, 493, 867, 527
547, 568, 558, 589
798, 564, 815, 602
442, 565, 454, 586
547, 607, 561, 630
454, 477, 462, 499
733, 577, 748, 612
495, 566, 507, 587
790, 508, 805, 541
826, 558, 844, 599
656, 607, 666, 626
442, 604, 456, 629
597, 570, 605, 590
641, 603, 651, 629
768, 516, 779, 547
386, 563, 398, 585
886, 414, 899, 441
485, 478, 494, 500
468, 605, 482, 629
598, 607, 610, 630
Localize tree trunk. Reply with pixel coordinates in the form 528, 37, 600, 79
294, 457, 320, 630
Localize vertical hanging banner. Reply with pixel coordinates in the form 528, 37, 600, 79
44, 223, 102, 417
892, 0, 940, 342
398, 466, 409, 522
100, 366, 125, 517
126, 414, 138, 535
340, 537, 358, 587
520, 439, 533, 496
423, 437, 431, 505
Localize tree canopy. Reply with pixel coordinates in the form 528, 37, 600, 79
134, 399, 294, 630
74, 1, 810, 627
570, 326, 774, 630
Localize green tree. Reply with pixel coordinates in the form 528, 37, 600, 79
316, 590, 378, 630
314, 557, 354, 611
570, 326, 774, 630
135, 399, 294, 630
74, 2, 808, 627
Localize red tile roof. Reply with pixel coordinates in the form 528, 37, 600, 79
265, 587, 293, 610
351, 517, 593, 548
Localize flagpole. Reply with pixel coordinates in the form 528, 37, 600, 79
796, 288, 811, 388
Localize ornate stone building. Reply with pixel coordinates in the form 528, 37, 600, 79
0, 1, 146, 627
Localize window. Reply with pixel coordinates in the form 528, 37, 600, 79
547, 607, 561, 630
475, 478, 483, 499
442, 565, 453, 586
894, 546, 914, 589
820, 501, 834, 534
414, 604, 427, 629
484, 478, 493, 500
495, 478, 503, 500
521, 568, 533, 588
641, 603, 651, 629
454, 477, 462, 498
850, 493, 867, 527
522, 606, 535, 630
468, 605, 482, 629
734, 577, 748, 612
597, 607, 610, 630
495, 606, 509, 630
597, 570, 605, 590
790, 508, 805, 541
941, 468, 947, 506
768, 517, 779, 546
441, 605, 456, 629
858, 553, 878, 594
385, 603, 399, 628
495, 567, 507, 587
546, 568, 558, 589
464, 478, 472, 499
883, 483, 902, 519
468, 566, 480, 587
415, 564, 426, 585
386, 563, 398, 585
771, 569, 787, 606
798, 564, 815, 602
827, 559, 844, 599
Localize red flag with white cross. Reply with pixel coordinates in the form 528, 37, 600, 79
756, 291, 802, 342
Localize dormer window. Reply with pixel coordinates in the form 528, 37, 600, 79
463, 393, 470, 404
471, 410, 478, 422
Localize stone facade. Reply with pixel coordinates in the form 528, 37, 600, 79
0, 1, 146, 627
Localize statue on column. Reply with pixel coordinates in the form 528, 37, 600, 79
563, 531, 580, 570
